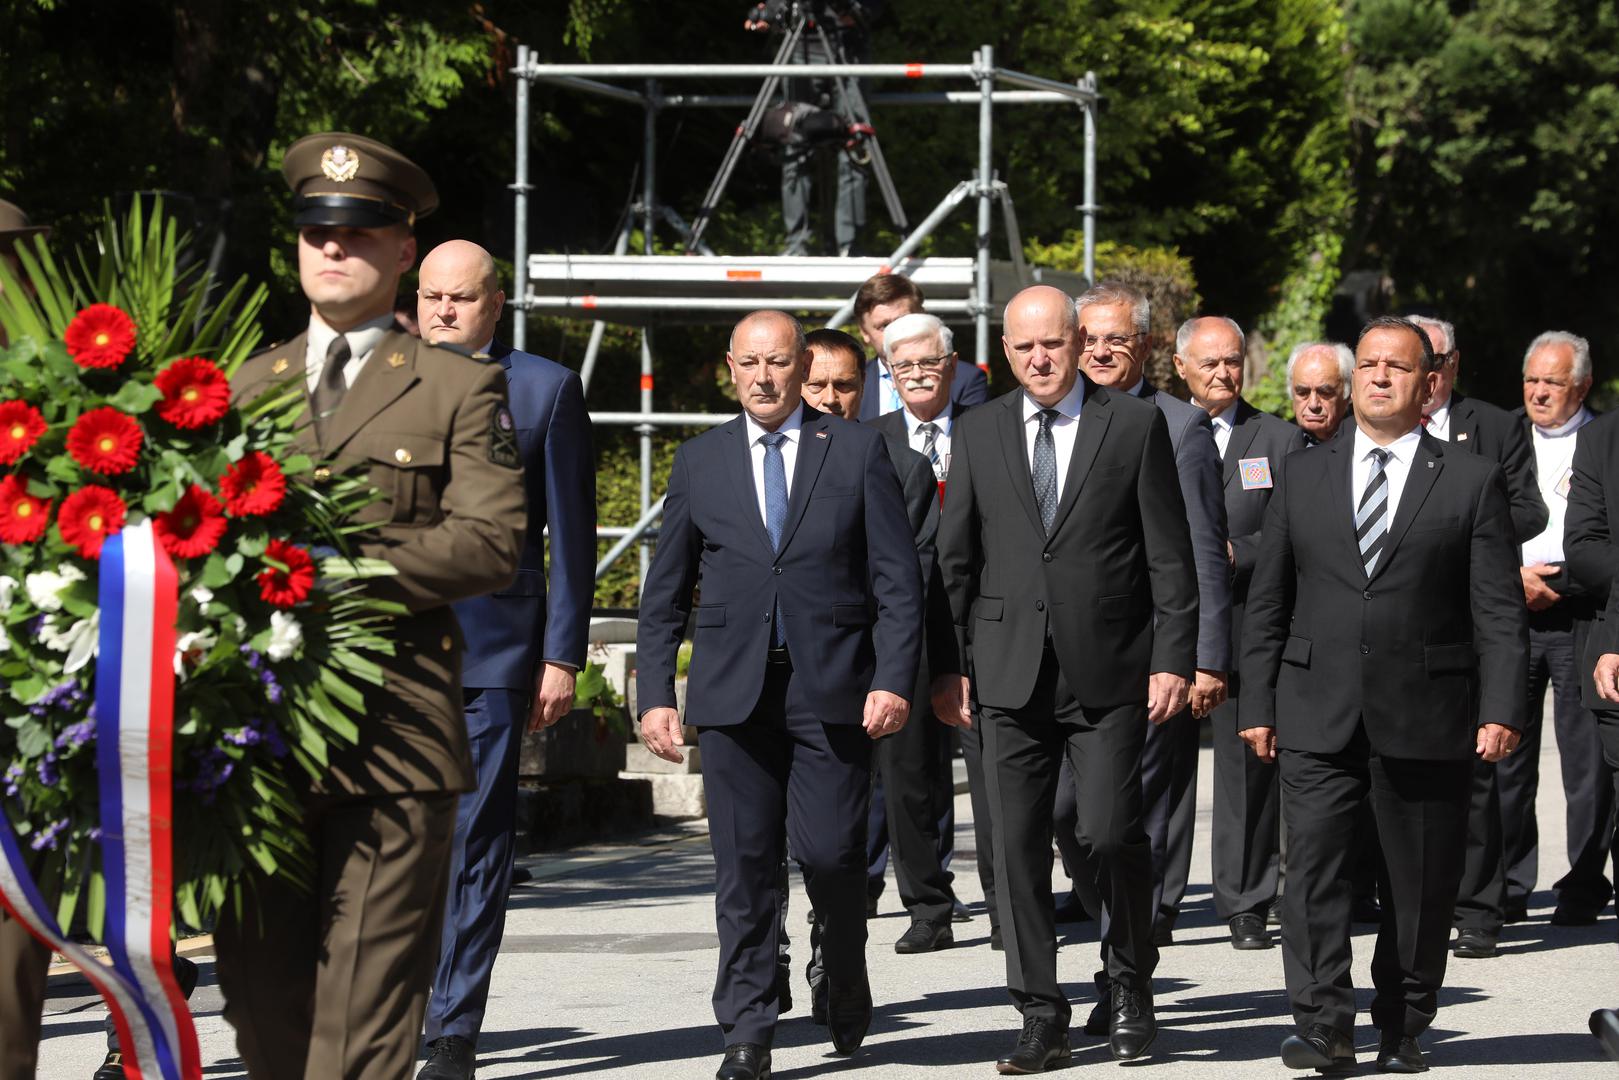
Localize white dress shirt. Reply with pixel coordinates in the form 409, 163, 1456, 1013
1522, 406, 1594, 566
305, 313, 395, 394
1423, 397, 1452, 441
1208, 409, 1234, 458
904, 403, 954, 476
744, 405, 803, 527
1351, 424, 1423, 524
1021, 382, 1086, 501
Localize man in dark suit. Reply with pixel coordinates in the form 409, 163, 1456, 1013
933, 284, 1199, 1071
852, 273, 989, 420
1058, 284, 1229, 963
1582, 587, 1619, 1065
411, 241, 596, 1080
637, 311, 922, 1080
1174, 316, 1307, 950
1287, 342, 1354, 447
1240, 315, 1526, 1074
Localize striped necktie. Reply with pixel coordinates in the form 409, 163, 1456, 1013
1356, 447, 1391, 576
917, 421, 943, 478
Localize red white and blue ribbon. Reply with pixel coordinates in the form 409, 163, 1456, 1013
0, 520, 200, 1080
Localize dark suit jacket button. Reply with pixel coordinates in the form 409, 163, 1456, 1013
1363, 590, 1373, 600
774, 567, 783, 575
1042, 553, 1053, 563
1360, 644, 1370, 655
763, 613, 770, 622
1035, 600, 1046, 611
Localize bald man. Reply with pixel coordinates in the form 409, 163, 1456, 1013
415, 241, 596, 1080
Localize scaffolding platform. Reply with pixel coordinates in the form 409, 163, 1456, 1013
523, 253, 1088, 324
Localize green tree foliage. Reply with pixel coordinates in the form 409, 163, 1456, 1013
1346, 0, 1619, 400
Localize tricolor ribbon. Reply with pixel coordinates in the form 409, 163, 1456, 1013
0, 521, 200, 1079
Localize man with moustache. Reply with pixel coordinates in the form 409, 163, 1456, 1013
413, 241, 596, 1080
1173, 316, 1305, 951
1240, 316, 1525, 1074
1066, 282, 1230, 957
1288, 342, 1355, 446
853, 273, 988, 420
934, 284, 1197, 1070
223, 134, 527, 1080
637, 311, 921, 1079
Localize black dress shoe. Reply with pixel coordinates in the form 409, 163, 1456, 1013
418, 1035, 476, 1080
1590, 1007, 1619, 1063
1452, 926, 1497, 958
989, 925, 1004, 951
1550, 900, 1604, 926
1352, 897, 1383, 924
1268, 898, 1282, 927
995, 1016, 1071, 1074
1503, 897, 1530, 924
1280, 1023, 1355, 1074
826, 978, 873, 1055
92, 1053, 126, 1080
776, 961, 793, 1014
1376, 1032, 1427, 1073
716, 1042, 771, 1080
1083, 983, 1111, 1036
1107, 982, 1157, 1060
952, 898, 974, 922
1053, 890, 1091, 923
894, 919, 954, 953
1229, 912, 1272, 950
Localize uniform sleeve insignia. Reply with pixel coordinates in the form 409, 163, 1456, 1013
386, 352, 406, 368
271, 357, 290, 375
321, 144, 361, 183
488, 403, 520, 468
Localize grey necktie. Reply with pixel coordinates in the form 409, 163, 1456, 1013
761, 432, 789, 646
1357, 447, 1391, 576
1032, 408, 1059, 535
917, 421, 943, 478
311, 334, 350, 444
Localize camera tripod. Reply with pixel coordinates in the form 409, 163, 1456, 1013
683, 2, 908, 254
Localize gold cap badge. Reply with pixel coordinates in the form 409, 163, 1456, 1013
320, 144, 361, 183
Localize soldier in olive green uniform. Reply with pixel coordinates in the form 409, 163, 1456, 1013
218, 133, 527, 1080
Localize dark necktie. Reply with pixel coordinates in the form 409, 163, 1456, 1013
761, 432, 789, 646
917, 421, 943, 479
311, 334, 351, 445
1357, 447, 1391, 576
1032, 408, 1059, 534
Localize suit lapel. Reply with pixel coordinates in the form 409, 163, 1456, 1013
1222, 401, 1262, 489
1325, 436, 1363, 570
321, 330, 423, 455
777, 408, 830, 554
996, 392, 1045, 535
1369, 438, 1443, 583
723, 418, 776, 555
1048, 385, 1110, 537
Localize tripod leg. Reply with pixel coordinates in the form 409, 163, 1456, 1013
813, 21, 908, 232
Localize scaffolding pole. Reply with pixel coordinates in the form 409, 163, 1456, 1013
512, 43, 531, 351
974, 46, 994, 371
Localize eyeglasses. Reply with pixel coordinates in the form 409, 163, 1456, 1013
1082, 332, 1144, 351
888, 355, 950, 376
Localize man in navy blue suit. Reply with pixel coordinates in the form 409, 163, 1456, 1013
637, 310, 923, 1080
413, 241, 597, 1080
852, 273, 989, 421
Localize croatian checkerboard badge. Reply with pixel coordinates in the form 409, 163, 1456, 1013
1239, 456, 1274, 491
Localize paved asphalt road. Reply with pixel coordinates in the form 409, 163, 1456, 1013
34, 706, 1619, 1077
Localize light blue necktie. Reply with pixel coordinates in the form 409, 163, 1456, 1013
884, 369, 902, 414
761, 432, 789, 646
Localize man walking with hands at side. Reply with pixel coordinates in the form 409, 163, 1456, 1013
933, 285, 1198, 1072
637, 311, 922, 1080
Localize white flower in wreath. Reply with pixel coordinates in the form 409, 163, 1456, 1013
266, 611, 303, 662
25, 564, 86, 613
190, 586, 215, 609
174, 627, 219, 678
0, 575, 17, 613
40, 610, 99, 675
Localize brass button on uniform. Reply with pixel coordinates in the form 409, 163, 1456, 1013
395, 447, 413, 464
441, 635, 454, 651
312, 465, 331, 483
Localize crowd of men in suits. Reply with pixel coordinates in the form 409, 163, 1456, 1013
635, 272, 1619, 1079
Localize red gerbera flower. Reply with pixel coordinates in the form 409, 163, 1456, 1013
0, 401, 47, 465
0, 475, 51, 544
56, 485, 127, 558
219, 451, 287, 517
154, 357, 230, 429
257, 539, 316, 608
152, 485, 227, 559
63, 304, 137, 369
65, 408, 143, 475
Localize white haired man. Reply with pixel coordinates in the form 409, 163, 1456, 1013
1288, 342, 1354, 446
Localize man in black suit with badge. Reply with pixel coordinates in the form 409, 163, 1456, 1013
1173, 315, 1306, 950
1240, 316, 1527, 1075
637, 310, 922, 1080
933, 284, 1199, 1072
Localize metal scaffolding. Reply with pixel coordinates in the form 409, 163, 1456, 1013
509, 46, 1100, 585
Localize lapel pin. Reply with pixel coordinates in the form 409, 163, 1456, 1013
815, 431, 829, 439
271, 357, 289, 375
1456, 432, 1469, 441
1428, 461, 1435, 468
386, 352, 407, 368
